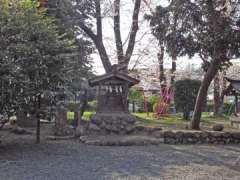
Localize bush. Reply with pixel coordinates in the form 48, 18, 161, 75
174, 79, 202, 120
148, 95, 160, 106
148, 95, 160, 112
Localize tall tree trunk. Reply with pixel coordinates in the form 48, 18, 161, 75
191, 60, 220, 130
214, 71, 221, 115
158, 45, 165, 89
219, 70, 227, 114
171, 55, 177, 87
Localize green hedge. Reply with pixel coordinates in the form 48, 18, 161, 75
174, 79, 202, 120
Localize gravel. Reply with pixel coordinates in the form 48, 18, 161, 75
0, 131, 240, 180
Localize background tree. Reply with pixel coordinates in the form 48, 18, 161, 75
148, 0, 240, 129
213, 70, 227, 115
146, 5, 181, 87
40, 0, 94, 124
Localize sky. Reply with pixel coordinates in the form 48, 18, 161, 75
91, 0, 202, 75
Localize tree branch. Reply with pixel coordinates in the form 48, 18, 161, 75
113, 0, 124, 63
124, 0, 141, 66
78, 22, 98, 42
95, 0, 103, 40
94, 0, 112, 72
78, 0, 112, 73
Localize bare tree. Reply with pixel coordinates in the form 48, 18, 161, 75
74, 0, 142, 73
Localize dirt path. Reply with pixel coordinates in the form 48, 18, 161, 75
0, 130, 240, 180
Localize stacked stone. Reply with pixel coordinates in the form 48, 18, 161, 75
54, 103, 74, 136
90, 113, 136, 134
159, 131, 240, 144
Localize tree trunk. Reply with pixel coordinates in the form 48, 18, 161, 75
219, 70, 227, 114
191, 60, 220, 130
158, 45, 165, 89
95, 41, 112, 73
171, 55, 177, 86
214, 71, 221, 115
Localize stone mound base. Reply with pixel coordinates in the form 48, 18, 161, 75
91, 113, 136, 134
80, 135, 163, 146
78, 120, 163, 137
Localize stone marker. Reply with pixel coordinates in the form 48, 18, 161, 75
54, 101, 73, 136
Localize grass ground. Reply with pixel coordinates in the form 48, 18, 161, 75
133, 112, 236, 130
67, 111, 238, 131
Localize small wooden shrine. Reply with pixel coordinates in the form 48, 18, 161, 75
89, 65, 139, 134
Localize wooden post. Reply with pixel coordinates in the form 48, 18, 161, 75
36, 95, 41, 144
132, 101, 135, 113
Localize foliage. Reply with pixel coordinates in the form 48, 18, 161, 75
174, 79, 201, 120
147, 0, 240, 67
42, 0, 94, 101
0, 0, 92, 120
128, 89, 144, 103
148, 95, 160, 107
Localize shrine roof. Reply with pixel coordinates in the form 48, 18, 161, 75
226, 77, 240, 83
225, 77, 240, 96
89, 71, 140, 87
